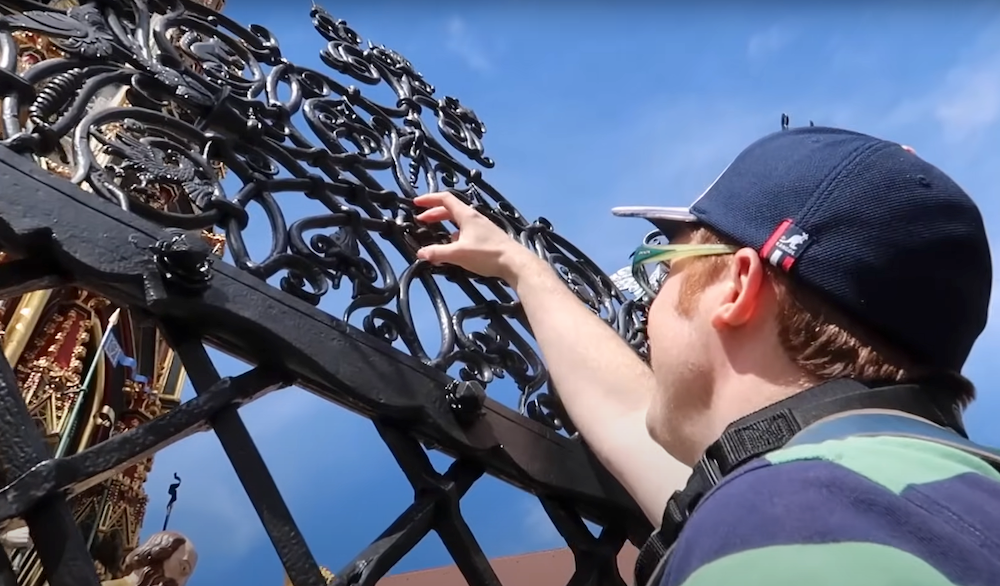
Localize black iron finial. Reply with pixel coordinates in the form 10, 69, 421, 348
151, 229, 213, 294
162, 473, 182, 531
446, 381, 485, 427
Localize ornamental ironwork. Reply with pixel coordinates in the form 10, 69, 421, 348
0, 0, 650, 585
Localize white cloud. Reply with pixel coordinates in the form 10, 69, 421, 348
933, 55, 1000, 143
747, 25, 796, 62
446, 16, 493, 73
884, 21, 1000, 145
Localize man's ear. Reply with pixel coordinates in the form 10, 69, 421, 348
710, 248, 766, 329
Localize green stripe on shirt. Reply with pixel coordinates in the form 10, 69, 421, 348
678, 542, 958, 586
765, 435, 1000, 493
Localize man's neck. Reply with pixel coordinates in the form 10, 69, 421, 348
695, 373, 814, 460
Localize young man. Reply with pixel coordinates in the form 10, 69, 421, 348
412, 127, 1000, 585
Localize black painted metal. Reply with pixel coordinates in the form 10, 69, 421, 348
0, 0, 651, 584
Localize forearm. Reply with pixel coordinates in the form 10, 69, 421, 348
510, 254, 656, 417
508, 253, 690, 523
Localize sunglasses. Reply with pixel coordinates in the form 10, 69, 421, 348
629, 234, 738, 300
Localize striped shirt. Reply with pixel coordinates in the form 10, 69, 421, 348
659, 435, 1000, 586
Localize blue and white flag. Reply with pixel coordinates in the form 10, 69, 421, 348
104, 330, 151, 388
100, 310, 150, 388
103, 331, 135, 369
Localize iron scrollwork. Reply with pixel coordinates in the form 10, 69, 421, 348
0, 0, 649, 433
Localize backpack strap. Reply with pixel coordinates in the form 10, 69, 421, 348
787, 411, 1000, 467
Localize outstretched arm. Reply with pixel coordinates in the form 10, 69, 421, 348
414, 191, 689, 524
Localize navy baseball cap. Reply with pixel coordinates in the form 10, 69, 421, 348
612, 126, 991, 373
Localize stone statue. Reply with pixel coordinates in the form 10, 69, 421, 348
101, 531, 198, 586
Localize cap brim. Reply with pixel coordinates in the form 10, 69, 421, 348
611, 206, 698, 238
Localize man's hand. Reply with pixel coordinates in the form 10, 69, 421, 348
412, 190, 691, 526
413, 191, 540, 285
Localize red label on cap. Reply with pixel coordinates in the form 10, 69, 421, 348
760, 220, 811, 272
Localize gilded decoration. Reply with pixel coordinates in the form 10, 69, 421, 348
0, 0, 230, 581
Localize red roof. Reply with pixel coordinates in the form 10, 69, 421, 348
378, 543, 639, 585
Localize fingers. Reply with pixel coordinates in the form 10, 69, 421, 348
416, 243, 449, 264
415, 232, 461, 263
413, 191, 453, 208
412, 192, 476, 268
413, 191, 473, 222
415, 206, 452, 224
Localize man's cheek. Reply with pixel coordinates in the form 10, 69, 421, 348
646, 293, 666, 337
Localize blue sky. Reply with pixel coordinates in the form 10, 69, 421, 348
135, 3, 1000, 585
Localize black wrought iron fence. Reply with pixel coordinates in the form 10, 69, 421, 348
0, 0, 651, 584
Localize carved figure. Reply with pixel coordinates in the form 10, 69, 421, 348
0, 524, 31, 553
100, 531, 197, 586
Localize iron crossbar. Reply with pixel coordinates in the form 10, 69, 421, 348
0, 0, 652, 584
